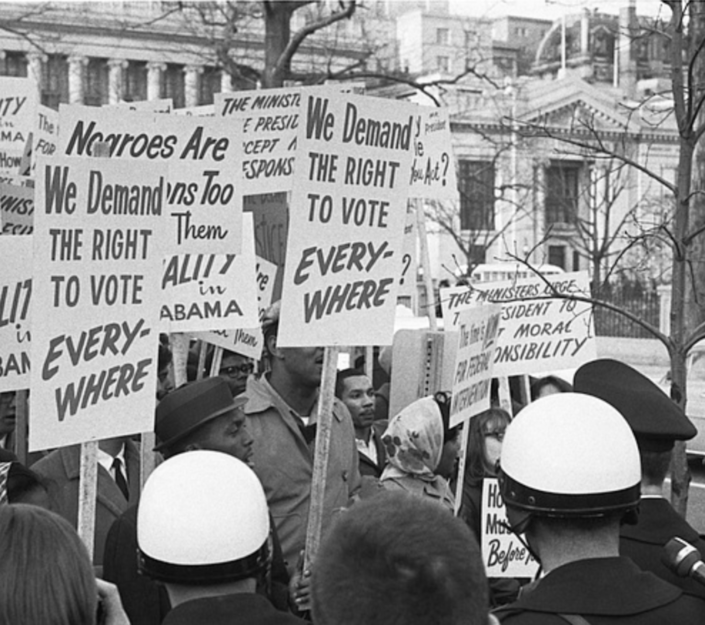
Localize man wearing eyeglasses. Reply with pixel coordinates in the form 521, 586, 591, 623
217, 350, 256, 397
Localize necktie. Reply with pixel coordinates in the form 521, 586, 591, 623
112, 457, 129, 501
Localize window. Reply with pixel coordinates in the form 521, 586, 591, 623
124, 61, 147, 102
0, 52, 27, 77
437, 56, 450, 73
572, 250, 581, 272
41, 55, 69, 109
549, 245, 566, 270
85, 58, 109, 107
436, 28, 449, 45
161, 63, 185, 109
545, 161, 581, 225
458, 160, 495, 231
199, 66, 221, 105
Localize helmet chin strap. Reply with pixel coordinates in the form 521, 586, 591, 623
498, 516, 543, 577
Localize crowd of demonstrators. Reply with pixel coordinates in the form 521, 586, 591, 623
494, 392, 705, 623
529, 374, 573, 400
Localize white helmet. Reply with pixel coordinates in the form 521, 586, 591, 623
137, 450, 270, 584
499, 393, 641, 530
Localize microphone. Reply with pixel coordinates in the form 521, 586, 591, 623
663, 537, 705, 587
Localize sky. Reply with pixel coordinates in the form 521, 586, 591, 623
448, 0, 669, 20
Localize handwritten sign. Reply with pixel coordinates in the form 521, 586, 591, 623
481, 478, 539, 578
409, 107, 457, 200
113, 99, 173, 114
0, 236, 32, 392
450, 305, 501, 428
160, 213, 259, 332
31, 105, 59, 173
441, 271, 596, 376
0, 183, 33, 235
30, 156, 166, 451
397, 202, 417, 305
0, 78, 37, 177
58, 105, 244, 255
277, 91, 416, 346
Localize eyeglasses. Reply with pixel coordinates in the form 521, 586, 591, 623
219, 363, 254, 378
483, 429, 505, 441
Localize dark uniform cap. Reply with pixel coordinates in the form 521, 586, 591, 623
573, 358, 696, 452
154, 377, 246, 452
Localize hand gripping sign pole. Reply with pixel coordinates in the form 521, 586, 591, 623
304, 345, 339, 570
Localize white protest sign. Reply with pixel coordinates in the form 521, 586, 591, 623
32, 105, 59, 171
0, 236, 32, 392
0, 78, 38, 177
481, 477, 539, 578
450, 304, 501, 428
409, 107, 458, 200
174, 104, 215, 117
160, 213, 259, 332
441, 271, 596, 376
0, 183, 33, 235
58, 105, 244, 255
277, 91, 416, 347
397, 202, 417, 305
112, 99, 173, 113
30, 156, 167, 451
191, 254, 277, 362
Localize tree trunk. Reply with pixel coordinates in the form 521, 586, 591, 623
262, 1, 298, 88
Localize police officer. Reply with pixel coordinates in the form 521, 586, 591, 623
574, 358, 705, 598
137, 450, 305, 625
494, 393, 705, 624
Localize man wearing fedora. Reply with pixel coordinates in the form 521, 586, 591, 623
103, 377, 291, 625
574, 358, 705, 599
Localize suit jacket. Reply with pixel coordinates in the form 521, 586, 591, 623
163, 593, 304, 625
357, 421, 388, 478
494, 557, 705, 624
31, 440, 140, 567
620, 497, 705, 599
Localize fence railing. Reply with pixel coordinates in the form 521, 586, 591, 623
593, 289, 661, 338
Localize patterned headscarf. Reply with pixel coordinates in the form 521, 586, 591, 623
0, 462, 12, 504
381, 396, 443, 481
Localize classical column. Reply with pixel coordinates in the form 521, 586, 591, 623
184, 64, 203, 108
108, 58, 128, 105
220, 68, 233, 94
147, 62, 166, 101
26, 52, 46, 97
68, 56, 87, 104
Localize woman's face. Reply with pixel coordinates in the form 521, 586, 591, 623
436, 435, 461, 479
483, 424, 506, 473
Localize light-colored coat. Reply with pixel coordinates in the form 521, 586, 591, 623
243, 375, 361, 574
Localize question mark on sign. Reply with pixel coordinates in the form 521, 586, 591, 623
441, 153, 449, 186
400, 253, 412, 285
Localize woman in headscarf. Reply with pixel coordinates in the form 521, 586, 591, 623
379, 393, 459, 513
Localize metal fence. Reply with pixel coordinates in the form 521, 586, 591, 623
593, 289, 661, 338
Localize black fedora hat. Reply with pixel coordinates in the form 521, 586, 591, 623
155, 377, 247, 452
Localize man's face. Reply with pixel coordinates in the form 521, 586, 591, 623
156, 363, 174, 401
197, 408, 254, 467
218, 354, 254, 397
279, 346, 325, 389
0, 392, 17, 437
340, 375, 375, 431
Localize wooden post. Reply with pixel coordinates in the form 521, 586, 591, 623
77, 440, 99, 559
14, 390, 28, 466
171, 333, 190, 388
497, 377, 513, 416
304, 345, 339, 569
454, 424, 470, 516
364, 345, 374, 381
196, 340, 208, 380
415, 199, 437, 331
209, 346, 223, 378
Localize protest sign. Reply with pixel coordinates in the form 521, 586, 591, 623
113, 99, 173, 113
0, 183, 33, 235
174, 104, 215, 117
409, 107, 458, 200
0, 236, 32, 392
245, 192, 288, 300
277, 91, 416, 347
441, 271, 597, 376
216, 86, 302, 194
396, 202, 418, 307
33, 105, 59, 166
30, 156, 167, 450
481, 477, 539, 578
192, 254, 277, 362
449, 304, 501, 428
58, 104, 244, 255
160, 213, 259, 332
0, 77, 38, 177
